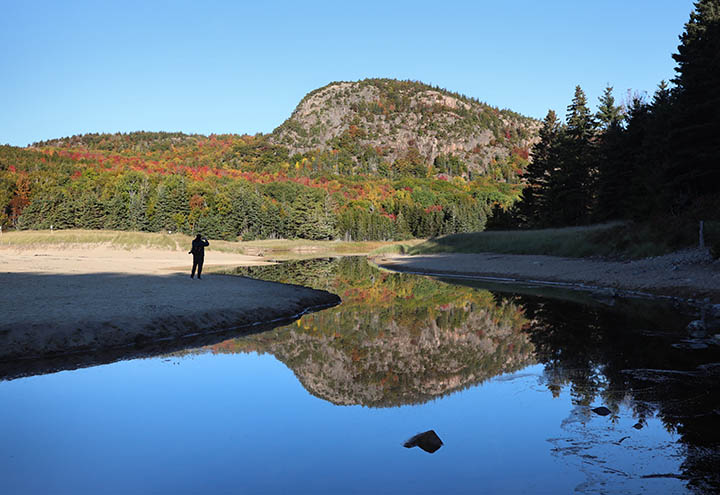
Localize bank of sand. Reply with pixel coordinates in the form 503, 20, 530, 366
374, 249, 720, 304
1, 246, 340, 361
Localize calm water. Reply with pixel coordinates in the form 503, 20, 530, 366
1, 257, 718, 494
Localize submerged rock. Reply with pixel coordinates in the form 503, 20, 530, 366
591, 406, 612, 416
404, 430, 443, 453
687, 319, 707, 338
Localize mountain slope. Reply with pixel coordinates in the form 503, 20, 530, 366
271, 78, 539, 177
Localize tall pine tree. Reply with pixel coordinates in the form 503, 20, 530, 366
547, 86, 596, 226
594, 85, 628, 221
596, 86, 623, 130
668, 0, 720, 205
516, 110, 561, 227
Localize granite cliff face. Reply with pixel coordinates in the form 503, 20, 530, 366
270, 79, 540, 177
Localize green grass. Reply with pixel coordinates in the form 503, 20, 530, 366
407, 220, 720, 259
368, 244, 412, 256
4, 220, 715, 260
0, 230, 186, 250
228, 238, 423, 259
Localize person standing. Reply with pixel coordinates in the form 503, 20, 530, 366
189, 234, 209, 279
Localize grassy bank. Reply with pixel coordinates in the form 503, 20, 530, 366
403, 221, 720, 259
0, 229, 417, 258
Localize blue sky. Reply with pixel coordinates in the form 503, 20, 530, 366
1, 0, 695, 146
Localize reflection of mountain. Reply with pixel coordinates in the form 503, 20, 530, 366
213, 258, 534, 406
216, 257, 719, 491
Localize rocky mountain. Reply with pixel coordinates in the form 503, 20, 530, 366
261, 304, 534, 407
206, 258, 535, 407
270, 78, 540, 176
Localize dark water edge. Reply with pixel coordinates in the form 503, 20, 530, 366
0, 300, 339, 382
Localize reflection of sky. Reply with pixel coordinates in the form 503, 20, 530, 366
0, 353, 685, 494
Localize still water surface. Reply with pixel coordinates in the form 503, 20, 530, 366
1, 257, 718, 494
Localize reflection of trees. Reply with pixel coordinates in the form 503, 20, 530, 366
217, 258, 719, 491
516, 294, 720, 494
213, 258, 534, 407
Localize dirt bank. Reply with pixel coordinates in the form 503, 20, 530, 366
373, 249, 720, 304
1, 246, 340, 361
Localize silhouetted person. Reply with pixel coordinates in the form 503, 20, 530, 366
189, 234, 209, 279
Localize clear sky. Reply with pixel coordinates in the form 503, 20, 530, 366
1, 0, 696, 146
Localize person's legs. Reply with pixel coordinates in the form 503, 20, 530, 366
191, 258, 198, 278
197, 257, 204, 279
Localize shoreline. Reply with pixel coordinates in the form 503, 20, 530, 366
372, 250, 720, 306
0, 295, 339, 381
1, 245, 341, 368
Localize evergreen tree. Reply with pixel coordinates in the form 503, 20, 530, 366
516, 110, 561, 227
565, 85, 595, 141
593, 86, 626, 221
77, 193, 105, 229
547, 86, 596, 225
291, 190, 337, 240
595, 86, 623, 130
152, 175, 189, 232
641, 82, 676, 217
668, 0, 720, 204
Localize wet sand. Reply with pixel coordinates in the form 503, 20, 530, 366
1, 246, 340, 361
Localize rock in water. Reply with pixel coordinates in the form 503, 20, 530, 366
687, 319, 707, 338
591, 406, 612, 416
404, 430, 443, 453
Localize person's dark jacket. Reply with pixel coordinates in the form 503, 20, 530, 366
189, 238, 209, 257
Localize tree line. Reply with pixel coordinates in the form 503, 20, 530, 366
500, 0, 719, 234
0, 144, 511, 241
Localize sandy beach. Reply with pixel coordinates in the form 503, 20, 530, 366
374, 249, 720, 304
1, 245, 340, 362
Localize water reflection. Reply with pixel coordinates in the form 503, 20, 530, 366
1, 256, 718, 493
516, 289, 720, 493
215, 258, 534, 407
221, 257, 719, 493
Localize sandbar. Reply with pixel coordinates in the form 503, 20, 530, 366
1, 245, 340, 362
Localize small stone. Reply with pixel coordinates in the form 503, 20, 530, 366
633, 422, 643, 430
404, 430, 443, 453
688, 320, 707, 337
591, 406, 612, 416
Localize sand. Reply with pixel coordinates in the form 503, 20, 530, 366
1, 245, 340, 362
0, 245, 274, 275
374, 249, 720, 304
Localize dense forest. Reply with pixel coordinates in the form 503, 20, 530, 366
499, 0, 720, 238
0, 80, 538, 241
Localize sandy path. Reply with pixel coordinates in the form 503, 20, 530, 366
1, 246, 340, 361
374, 249, 720, 303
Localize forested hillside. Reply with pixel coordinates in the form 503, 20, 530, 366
0, 80, 539, 241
